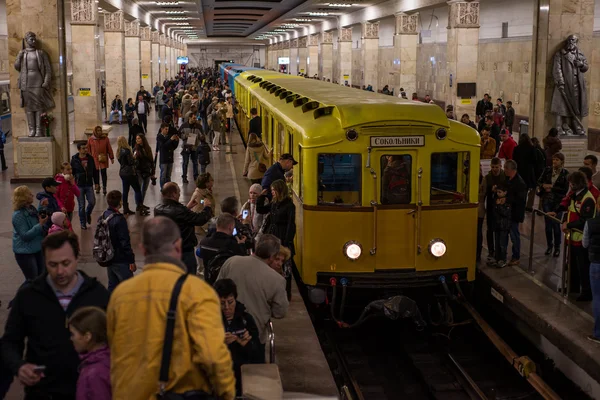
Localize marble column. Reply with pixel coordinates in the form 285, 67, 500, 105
362, 22, 379, 90
298, 37, 308, 75
290, 38, 299, 75
282, 40, 290, 74
71, 0, 101, 140
530, 0, 596, 139
104, 11, 125, 111
140, 26, 152, 89
265, 45, 270, 69
307, 34, 319, 77
7, 0, 70, 176
152, 31, 160, 86
321, 31, 333, 81
165, 39, 172, 79
446, 1, 479, 117
124, 20, 141, 101
394, 13, 419, 97
337, 28, 352, 86
159, 34, 166, 83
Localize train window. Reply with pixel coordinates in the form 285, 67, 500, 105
0, 87, 10, 115
430, 152, 470, 204
278, 122, 285, 155
380, 155, 412, 205
288, 131, 293, 155
318, 154, 361, 206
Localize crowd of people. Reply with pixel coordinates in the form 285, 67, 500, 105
1, 67, 301, 399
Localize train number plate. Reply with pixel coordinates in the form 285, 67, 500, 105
370, 136, 425, 147
491, 287, 504, 303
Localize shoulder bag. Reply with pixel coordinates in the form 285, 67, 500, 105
157, 274, 215, 400
254, 150, 267, 173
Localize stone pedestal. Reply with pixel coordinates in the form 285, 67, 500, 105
125, 21, 141, 101
298, 37, 308, 75
530, 0, 596, 140
320, 32, 333, 81
307, 35, 319, 77
394, 13, 419, 96
140, 27, 152, 89
152, 31, 160, 86
13, 137, 56, 181
362, 22, 379, 90
159, 35, 166, 83
446, 1, 480, 117
104, 11, 125, 111
337, 28, 352, 86
561, 137, 588, 169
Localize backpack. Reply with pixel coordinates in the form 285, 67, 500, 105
93, 213, 116, 266
206, 249, 235, 285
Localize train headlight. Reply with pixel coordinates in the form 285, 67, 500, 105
343, 241, 362, 261
429, 239, 447, 258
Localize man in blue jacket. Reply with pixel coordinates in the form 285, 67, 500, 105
99, 190, 136, 292
156, 122, 179, 189
37, 178, 61, 231
261, 153, 297, 199
71, 143, 96, 230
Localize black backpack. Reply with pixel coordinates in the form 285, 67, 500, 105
206, 249, 235, 285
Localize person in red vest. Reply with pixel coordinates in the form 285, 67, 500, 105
498, 129, 517, 160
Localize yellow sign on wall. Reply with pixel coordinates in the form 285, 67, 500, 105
142, 74, 149, 79
461, 98, 472, 105
343, 74, 349, 80
78, 88, 91, 97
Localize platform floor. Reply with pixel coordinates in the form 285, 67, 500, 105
0, 111, 337, 399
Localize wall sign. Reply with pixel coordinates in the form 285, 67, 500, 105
78, 88, 91, 96
141, 74, 149, 79
370, 136, 424, 147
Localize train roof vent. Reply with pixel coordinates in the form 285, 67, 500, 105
269, 85, 281, 94
279, 90, 292, 99
274, 88, 285, 97
263, 83, 275, 91
247, 75, 256, 81
286, 94, 299, 103
251, 77, 263, 83
293, 97, 309, 107
302, 101, 320, 113
259, 81, 271, 88
314, 106, 335, 119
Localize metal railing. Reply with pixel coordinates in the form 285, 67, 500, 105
268, 320, 275, 364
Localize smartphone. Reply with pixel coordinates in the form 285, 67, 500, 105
242, 210, 249, 219
33, 365, 46, 373
233, 228, 237, 236
200, 199, 205, 204
38, 211, 47, 219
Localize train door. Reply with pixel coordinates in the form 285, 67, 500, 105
0, 82, 11, 137
373, 150, 417, 270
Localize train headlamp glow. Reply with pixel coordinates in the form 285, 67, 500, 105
343, 241, 362, 261
428, 239, 447, 258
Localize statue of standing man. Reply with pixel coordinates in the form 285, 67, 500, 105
551, 34, 588, 136
14, 32, 54, 137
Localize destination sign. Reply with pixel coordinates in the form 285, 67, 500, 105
370, 136, 425, 147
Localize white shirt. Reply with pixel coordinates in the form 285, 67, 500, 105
137, 102, 145, 115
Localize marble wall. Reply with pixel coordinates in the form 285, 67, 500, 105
589, 34, 600, 130
351, 48, 361, 86
125, 36, 140, 100
152, 42, 159, 85
141, 40, 151, 89
416, 43, 448, 101
104, 31, 125, 107
378, 47, 395, 91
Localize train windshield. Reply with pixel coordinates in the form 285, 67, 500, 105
430, 152, 470, 204
317, 154, 361, 206
381, 155, 412, 205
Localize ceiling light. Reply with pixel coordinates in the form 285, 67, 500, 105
172, 22, 190, 25
308, 12, 329, 16
165, 10, 186, 14
328, 3, 352, 6
294, 18, 312, 22
155, 1, 179, 5
165, 17, 189, 20
179, 27, 194, 29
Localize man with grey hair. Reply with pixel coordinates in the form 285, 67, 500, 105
217, 234, 289, 351
107, 216, 236, 400
504, 159, 527, 266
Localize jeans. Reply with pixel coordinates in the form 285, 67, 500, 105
486, 209, 496, 256
543, 202, 562, 249
93, 168, 108, 188
138, 173, 150, 202
201, 116, 208, 133
160, 163, 174, 189
0, 149, 6, 169
590, 263, 600, 338
182, 250, 198, 274
122, 176, 143, 207
494, 230, 509, 262
509, 221, 521, 260
213, 130, 221, 147
138, 114, 148, 133
200, 164, 207, 174
477, 217, 484, 261
571, 245, 591, 295
0, 364, 12, 400
77, 186, 96, 225
182, 149, 199, 180
107, 263, 133, 293
15, 251, 45, 280
109, 110, 122, 123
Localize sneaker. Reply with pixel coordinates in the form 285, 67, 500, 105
486, 256, 496, 264
182, 177, 189, 184
496, 261, 507, 268
81, 224, 87, 230
508, 259, 520, 266
587, 335, 600, 344
86, 213, 92, 225
553, 248, 560, 257
486, 259, 498, 267
545, 247, 552, 255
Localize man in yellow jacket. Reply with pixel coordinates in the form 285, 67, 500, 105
107, 216, 236, 400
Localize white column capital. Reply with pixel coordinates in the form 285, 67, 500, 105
124, 20, 140, 37
395, 12, 419, 35
339, 27, 352, 42
362, 21, 379, 39
447, 1, 480, 29
152, 30, 160, 44
104, 11, 124, 32
322, 31, 333, 44
140, 26, 152, 41
71, 0, 97, 25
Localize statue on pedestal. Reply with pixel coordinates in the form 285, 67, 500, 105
551, 35, 588, 136
14, 32, 55, 137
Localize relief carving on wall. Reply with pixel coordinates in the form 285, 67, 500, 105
480, 62, 485, 71
339, 28, 352, 42
493, 62, 498, 71
309, 34, 319, 46
448, 1, 480, 29
508, 61, 513, 72
125, 20, 140, 37
159, 34, 166, 45
323, 31, 333, 44
104, 11, 124, 32
152, 31, 160, 43
291, 38, 299, 48
395, 12, 419, 35
594, 102, 600, 116
71, 0, 97, 25
298, 36, 308, 48
363, 22, 379, 39
140, 26, 151, 41
523, 61, 529, 73
283, 40, 290, 49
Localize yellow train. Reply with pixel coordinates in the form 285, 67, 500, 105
234, 70, 479, 298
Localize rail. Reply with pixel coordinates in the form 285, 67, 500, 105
528, 208, 582, 297
268, 320, 275, 364
416, 167, 423, 254
370, 168, 378, 255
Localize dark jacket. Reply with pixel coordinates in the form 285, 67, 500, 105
134, 100, 150, 116
505, 106, 515, 129
493, 199, 512, 231
136, 90, 151, 103
101, 208, 135, 264
484, 171, 506, 214
533, 145, 546, 179
506, 173, 527, 223
476, 99, 493, 118
585, 216, 600, 263
161, 104, 174, 120
261, 162, 285, 195
71, 153, 96, 187
537, 167, 569, 209
129, 124, 144, 140
249, 116, 262, 138
111, 99, 123, 111
0, 271, 109, 398
543, 136, 562, 166
256, 196, 296, 255
154, 199, 213, 252
117, 148, 137, 179
512, 145, 537, 188
199, 231, 245, 267
125, 102, 136, 120
156, 132, 179, 164
134, 144, 154, 178
37, 191, 60, 231
198, 142, 211, 166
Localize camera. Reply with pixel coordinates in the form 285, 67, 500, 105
39, 211, 47, 219
242, 210, 249, 219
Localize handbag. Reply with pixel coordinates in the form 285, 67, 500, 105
157, 274, 215, 400
254, 151, 267, 173
98, 153, 107, 163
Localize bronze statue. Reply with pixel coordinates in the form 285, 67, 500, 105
14, 32, 54, 137
551, 34, 588, 136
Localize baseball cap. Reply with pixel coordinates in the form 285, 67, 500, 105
42, 177, 60, 188
280, 153, 298, 165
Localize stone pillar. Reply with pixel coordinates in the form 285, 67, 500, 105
165, 39, 172, 79
337, 28, 352, 86
298, 37, 308, 75
362, 22, 379, 90
394, 12, 419, 96
7, 0, 70, 177
446, 1, 479, 117
104, 11, 125, 113
307, 34, 319, 77
321, 31, 333, 81
71, 0, 101, 140
159, 34, 166, 83
140, 26, 152, 89
282, 40, 290, 74
530, 0, 596, 141
124, 20, 140, 101
152, 31, 160, 86
290, 38, 299, 75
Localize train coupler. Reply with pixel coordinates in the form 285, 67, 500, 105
513, 356, 537, 378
